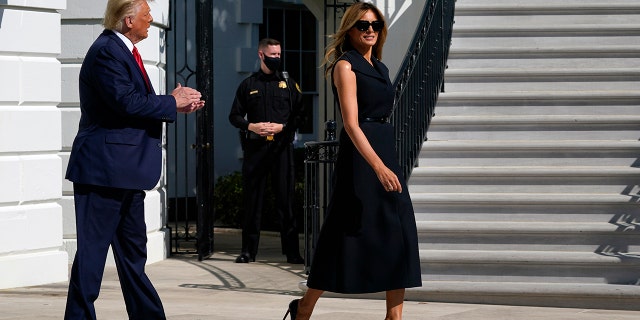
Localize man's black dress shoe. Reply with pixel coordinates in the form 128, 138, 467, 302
286, 255, 304, 264
235, 253, 254, 263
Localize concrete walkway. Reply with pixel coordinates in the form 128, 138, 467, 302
1, 230, 639, 319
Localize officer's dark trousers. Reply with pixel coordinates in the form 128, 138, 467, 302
241, 139, 300, 259
64, 183, 165, 320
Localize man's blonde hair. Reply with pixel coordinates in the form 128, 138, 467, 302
103, 0, 146, 32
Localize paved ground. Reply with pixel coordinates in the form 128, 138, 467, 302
1, 229, 640, 319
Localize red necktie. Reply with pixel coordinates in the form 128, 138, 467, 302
132, 46, 150, 91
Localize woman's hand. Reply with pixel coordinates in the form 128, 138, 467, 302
376, 166, 402, 193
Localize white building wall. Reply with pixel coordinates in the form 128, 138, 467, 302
59, 0, 172, 267
0, 0, 69, 289
0, 0, 421, 289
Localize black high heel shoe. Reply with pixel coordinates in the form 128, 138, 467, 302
282, 299, 300, 320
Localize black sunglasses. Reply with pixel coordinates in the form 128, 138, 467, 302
354, 20, 384, 32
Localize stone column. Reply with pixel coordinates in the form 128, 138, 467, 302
0, 0, 68, 289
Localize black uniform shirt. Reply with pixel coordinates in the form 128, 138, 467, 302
229, 70, 303, 131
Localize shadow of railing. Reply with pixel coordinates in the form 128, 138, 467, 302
595, 153, 640, 285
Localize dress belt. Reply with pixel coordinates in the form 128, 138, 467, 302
361, 117, 390, 123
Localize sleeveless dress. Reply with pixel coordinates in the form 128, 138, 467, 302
306, 50, 422, 293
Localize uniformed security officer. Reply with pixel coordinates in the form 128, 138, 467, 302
228, 38, 305, 264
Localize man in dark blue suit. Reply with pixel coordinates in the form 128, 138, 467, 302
64, 1, 204, 319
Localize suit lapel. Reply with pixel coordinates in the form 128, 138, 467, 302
104, 30, 153, 93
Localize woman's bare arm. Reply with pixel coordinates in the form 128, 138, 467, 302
333, 60, 402, 193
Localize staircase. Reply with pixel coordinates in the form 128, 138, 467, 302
407, 0, 640, 310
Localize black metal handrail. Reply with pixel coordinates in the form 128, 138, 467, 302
391, 0, 456, 181
303, 122, 339, 271
303, 0, 455, 271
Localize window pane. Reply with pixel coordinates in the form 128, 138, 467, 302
259, 4, 317, 136
260, 10, 267, 39
301, 52, 316, 92
285, 10, 300, 49
285, 52, 301, 86
301, 11, 316, 51
299, 94, 314, 134
266, 9, 284, 42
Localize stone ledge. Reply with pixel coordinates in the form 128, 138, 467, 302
410, 192, 638, 205
417, 221, 640, 235
420, 250, 640, 265
421, 139, 640, 151
411, 166, 640, 177
409, 281, 640, 310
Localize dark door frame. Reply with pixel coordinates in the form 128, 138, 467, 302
166, 0, 215, 260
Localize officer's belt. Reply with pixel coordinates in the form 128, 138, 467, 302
246, 131, 275, 141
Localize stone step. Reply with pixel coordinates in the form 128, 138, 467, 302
420, 250, 640, 284
429, 115, 640, 141
421, 250, 640, 268
418, 221, 640, 253
418, 154, 639, 168
447, 57, 640, 70
455, 14, 640, 27
448, 44, 640, 59
433, 104, 640, 117
410, 181, 639, 194
428, 128, 639, 141
454, 20, 640, 37
406, 281, 640, 310
414, 206, 640, 223
418, 156, 639, 168
452, 36, 640, 48
407, 0, 640, 310
410, 192, 637, 206
417, 221, 639, 236
418, 161, 640, 169
420, 140, 640, 153
437, 90, 640, 105
412, 185, 638, 195
410, 193, 639, 222
409, 166, 640, 194
421, 237, 640, 254
455, 0, 640, 15
445, 81, 639, 94
444, 68, 640, 82
412, 166, 640, 177
454, 22, 640, 37
415, 200, 639, 220
431, 114, 640, 126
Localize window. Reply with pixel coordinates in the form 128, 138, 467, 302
260, 5, 317, 134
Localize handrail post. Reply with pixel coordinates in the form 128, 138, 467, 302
303, 121, 339, 273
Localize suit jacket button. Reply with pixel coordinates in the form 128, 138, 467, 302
158, 143, 162, 148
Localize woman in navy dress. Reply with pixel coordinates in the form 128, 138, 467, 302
284, 2, 422, 320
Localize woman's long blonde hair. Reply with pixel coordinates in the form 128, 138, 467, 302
322, 2, 388, 77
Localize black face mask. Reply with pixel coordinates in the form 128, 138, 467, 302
263, 56, 281, 72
